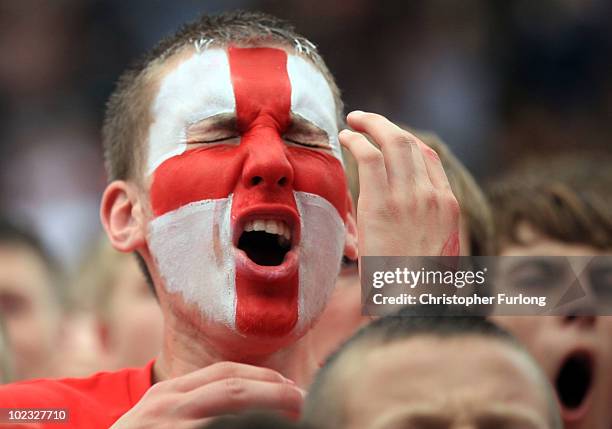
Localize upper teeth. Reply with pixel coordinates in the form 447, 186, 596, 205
244, 219, 291, 241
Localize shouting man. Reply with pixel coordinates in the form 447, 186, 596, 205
0, 11, 459, 428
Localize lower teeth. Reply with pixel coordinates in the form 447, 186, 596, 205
277, 236, 290, 248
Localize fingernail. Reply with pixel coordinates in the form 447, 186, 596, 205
285, 377, 297, 385
351, 110, 364, 115
339, 128, 352, 137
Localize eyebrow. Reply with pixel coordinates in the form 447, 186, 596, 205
475, 409, 547, 429
505, 257, 566, 277
185, 113, 237, 139
370, 405, 546, 429
290, 113, 325, 132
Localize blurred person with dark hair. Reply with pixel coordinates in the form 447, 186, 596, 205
0, 10, 460, 428
0, 216, 64, 381
487, 153, 612, 429
306, 130, 494, 369
303, 306, 562, 429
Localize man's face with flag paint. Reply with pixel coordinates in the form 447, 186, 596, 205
143, 45, 353, 341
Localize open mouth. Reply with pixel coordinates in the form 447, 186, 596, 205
555, 351, 594, 413
237, 219, 293, 266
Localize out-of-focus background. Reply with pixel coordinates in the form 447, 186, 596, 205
0, 0, 611, 272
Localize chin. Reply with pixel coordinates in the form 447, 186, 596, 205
203, 315, 314, 362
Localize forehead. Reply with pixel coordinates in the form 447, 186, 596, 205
146, 45, 339, 174
344, 336, 549, 425
502, 222, 607, 256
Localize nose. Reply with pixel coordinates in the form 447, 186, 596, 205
241, 133, 294, 190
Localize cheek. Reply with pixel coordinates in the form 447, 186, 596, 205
150, 146, 246, 216
289, 148, 348, 219
491, 316, 542, 345
5, 310, 48, 358
123, 304, 162, 334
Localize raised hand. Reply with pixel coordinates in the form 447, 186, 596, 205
340, 111, 461, 258
110, 362, 304, 428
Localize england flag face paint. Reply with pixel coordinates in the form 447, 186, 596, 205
146, 46, 348, 339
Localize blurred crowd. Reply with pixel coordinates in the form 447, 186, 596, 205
0, 1, 611, 428
1, 0, 611, 271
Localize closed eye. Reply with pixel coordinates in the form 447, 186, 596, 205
188, 135, 239, 144
284, 137, 329, 149
284, 115, 330, 150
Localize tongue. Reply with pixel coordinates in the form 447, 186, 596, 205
556, 354, 592, 410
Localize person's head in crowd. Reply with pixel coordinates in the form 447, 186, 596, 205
100, 10, 358, 367
307, 131, 494, 369
0, 317, 13, 383
303, 306, 562, 429
0, 216, 64, 380
73, 236, 163, 370
487, 152, 612, 429
204, 411, 314, 429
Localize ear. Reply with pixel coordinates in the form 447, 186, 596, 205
100, 180, 146, 252
344, 192, 358, 260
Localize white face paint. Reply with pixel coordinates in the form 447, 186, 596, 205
148, 197, 235, 327
287, 54, 342, 162
294, 191, 345, 333
145, 46, 346, 337
147, 49, 236, 174
147, 48, 341, 174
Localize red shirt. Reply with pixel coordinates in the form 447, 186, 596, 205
0, 361, 154, 428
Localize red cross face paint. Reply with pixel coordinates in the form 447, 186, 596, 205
146, 47, 347, 339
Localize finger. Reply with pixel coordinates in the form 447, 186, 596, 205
346, 111, 425, 187
339, 129, 389, 200
419, 144, 452, 191
170, 361, 292, 393
185, 378, 304, 417
407, 133, 429, 186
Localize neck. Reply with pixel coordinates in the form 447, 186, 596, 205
153, 311, 320, 388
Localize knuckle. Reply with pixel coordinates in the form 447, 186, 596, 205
359, 149, 383, 165
382, 198, 404, 220
276, 383, 301, 405
223, 377, 247, 403
446, 195, 461, 218
393, 133, 416, 148
145, 380, 167, 396
424, 146, 441, 161
420, 187, 439, 209
214, 361, 238, 377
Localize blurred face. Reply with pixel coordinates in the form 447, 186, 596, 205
142, 45, 351, 351
493, 223, 612, 429
0, 244, 60, 380
105, 256, 163, 368
343, 336, 553, 429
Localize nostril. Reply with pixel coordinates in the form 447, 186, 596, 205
278, 177, 287, 186
251, 176, 263, 186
